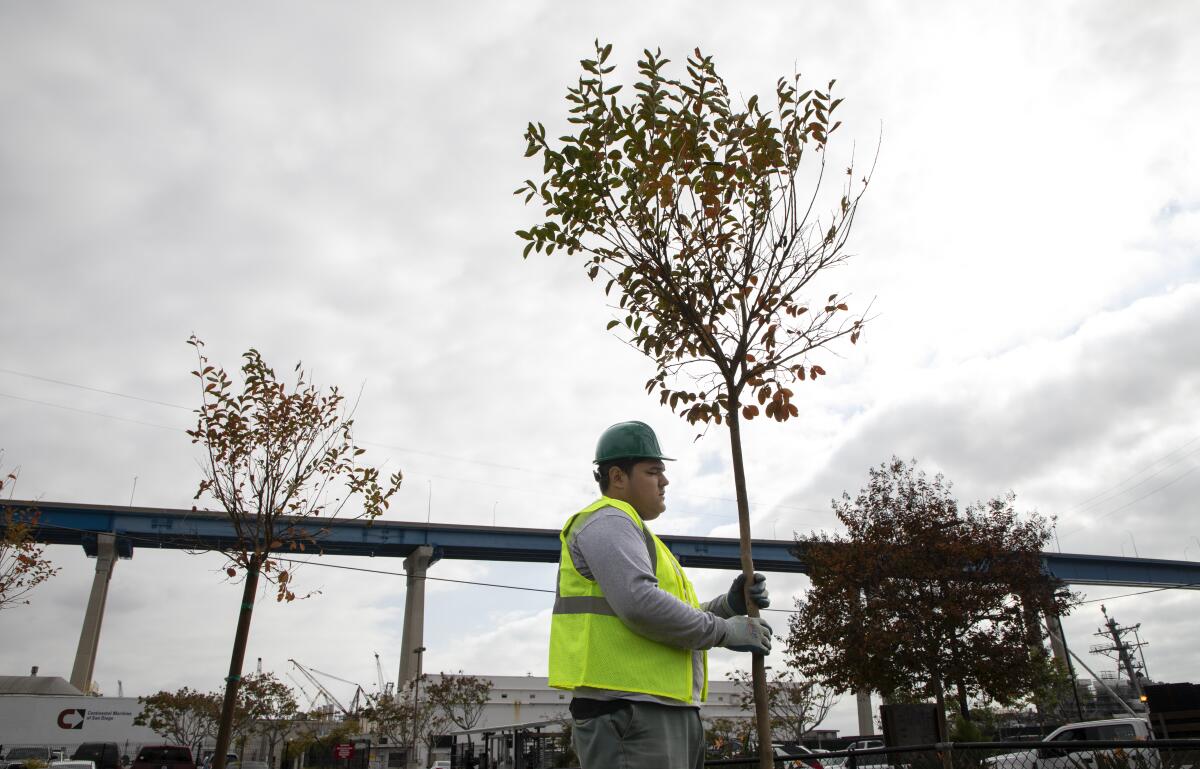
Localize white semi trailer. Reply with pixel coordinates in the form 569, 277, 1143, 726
0, 696, 159, 755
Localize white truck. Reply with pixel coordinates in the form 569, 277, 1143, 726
984, 718, 1154, 769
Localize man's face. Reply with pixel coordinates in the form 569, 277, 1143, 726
611, 459, 669, 520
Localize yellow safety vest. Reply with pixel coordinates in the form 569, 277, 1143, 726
548, 496, 708, 703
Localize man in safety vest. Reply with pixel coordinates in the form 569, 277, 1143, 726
548, 420, 773, 769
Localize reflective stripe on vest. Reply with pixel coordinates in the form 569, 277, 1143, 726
547, 496, 707, 703
553, 595, 616, 616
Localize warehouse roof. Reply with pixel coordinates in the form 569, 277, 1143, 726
0, 675, 84, 695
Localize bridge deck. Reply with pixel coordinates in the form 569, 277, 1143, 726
6, 500, 1199, 588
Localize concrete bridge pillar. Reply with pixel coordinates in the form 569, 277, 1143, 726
397, 546, 435, 690
70, 533, 117, 693
856, 689, 874, 735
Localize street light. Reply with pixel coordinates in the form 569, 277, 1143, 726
411, 647, 427, 768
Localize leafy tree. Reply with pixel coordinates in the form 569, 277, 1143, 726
186, 337, 402, 769
239, 673, 300, 768
517, 42, 873, 769
426, 672, 491, 756
364, 676, 446, 767
730, 667, 837, 743
549, 717, 578, 768
363, 693, 409, 750
0, 462, 59, 611
287, 722, 356, 768
134, 687, 221, 757
426, 671, 491, 730
411, 682, 450, 769
786, 457, 1074, 735
703, 717, 749, 759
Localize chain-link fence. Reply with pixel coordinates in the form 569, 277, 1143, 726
704, 741, 1200, 769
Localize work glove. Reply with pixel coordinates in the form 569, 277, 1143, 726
726, 572, 770, 615
720, 616, 773, 655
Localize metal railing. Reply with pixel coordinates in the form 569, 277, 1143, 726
705, 740, 1200, 769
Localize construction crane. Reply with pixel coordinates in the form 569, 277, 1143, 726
310, 666, 371, 714
289, 659, 350, 716
286, 671, 321, 713
374, 653, 393, 699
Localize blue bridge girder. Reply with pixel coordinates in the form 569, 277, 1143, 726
9, 499, 1200, 589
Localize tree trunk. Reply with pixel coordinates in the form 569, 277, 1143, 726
213, 566, 260, 769
725, 409, 773, 769
933, 681, 951, 769
955, 681, 970, 722
933, 679, 948, 741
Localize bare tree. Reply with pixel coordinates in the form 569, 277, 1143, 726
186, 336, 402, 769
731, 668, 837, 743
518, 41, 873, 768
0, 460, 59, 611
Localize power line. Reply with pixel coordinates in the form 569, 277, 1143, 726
1067, 436, 1200, 513
271, 555, 556, 594
1077, 581, 1200, 605
0, 391, 184, 432
23, 520, 1200, 615
0, 369, 825, 521
25, 518, 807, 610
267, 555, 804, 613
2, 365, 1191, 527
0, 367, 191, 410
1061, 464, 1199, 535
1070, 445, 1200, 516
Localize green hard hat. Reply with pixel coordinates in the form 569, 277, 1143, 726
594, 421, 674, 463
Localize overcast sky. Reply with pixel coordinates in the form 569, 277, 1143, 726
2, 0, 1198, 736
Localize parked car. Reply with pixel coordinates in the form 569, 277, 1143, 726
198, 753, 236, 769
129, 746, 194, 769
773, 745, 826, 769
4, 747, 53, 769
982, 718, 1153, 769
71, 744, 121, 769
50, 761, 96, 769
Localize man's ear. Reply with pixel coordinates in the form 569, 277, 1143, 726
607, 465, 626, 491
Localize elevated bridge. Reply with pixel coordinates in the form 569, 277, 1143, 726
16, 499, 1200, 587
8, 499, 1199, 696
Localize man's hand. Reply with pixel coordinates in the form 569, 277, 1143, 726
720, 616, 773, 654
726, 572, 770, 615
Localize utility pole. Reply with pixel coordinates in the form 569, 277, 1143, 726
1089, 605, 1149, 707
410, 647, 426, 769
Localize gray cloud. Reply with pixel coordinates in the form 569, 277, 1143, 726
3, 0, 1199, 736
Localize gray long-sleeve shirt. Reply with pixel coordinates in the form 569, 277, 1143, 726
566, 504, 734, 706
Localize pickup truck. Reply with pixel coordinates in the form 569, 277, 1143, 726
4, 747, 54, 769
983, 718, 1154, 769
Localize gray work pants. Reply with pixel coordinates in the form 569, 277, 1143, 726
572, 701, 705, 769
